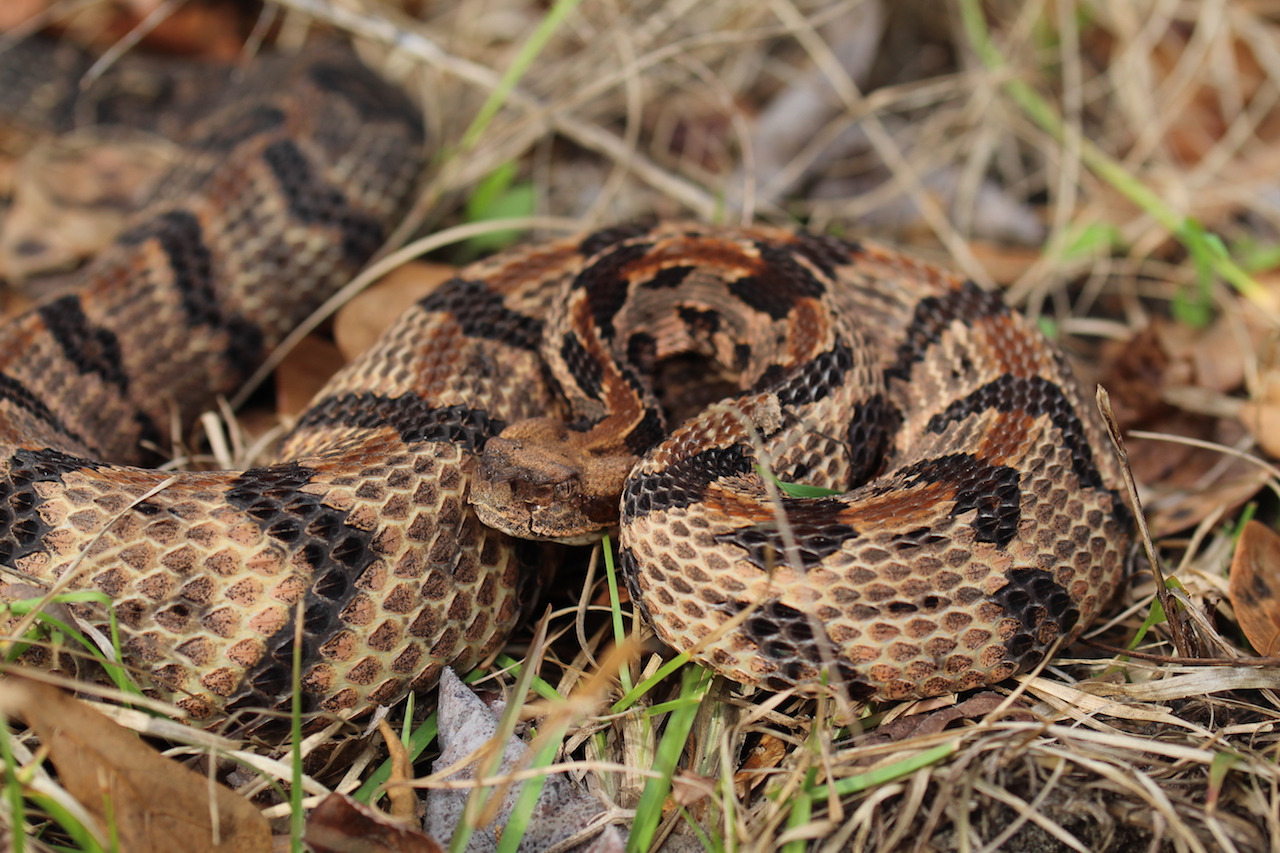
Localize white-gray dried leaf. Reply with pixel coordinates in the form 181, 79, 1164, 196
423, 668, 620, 852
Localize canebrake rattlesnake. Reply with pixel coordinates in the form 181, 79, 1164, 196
0, 38, 1130, 722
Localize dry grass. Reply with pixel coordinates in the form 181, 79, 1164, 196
7, 0, 1280, 851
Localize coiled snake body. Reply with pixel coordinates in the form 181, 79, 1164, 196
0, 42, 1130, 720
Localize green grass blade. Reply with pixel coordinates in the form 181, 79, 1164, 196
627, 666, 713, 852
956, 0, 1267, 308
457, 0, 585, 153
808, 742, 957, 798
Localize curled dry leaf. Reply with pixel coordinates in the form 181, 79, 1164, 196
275, 335, 347, 418
1238, 336, 1280, 459
1239, 397, 1280, 459
1099, 319, 1269, 536
334, 261, 458, 360
0, 673, 270, 853
304, 793, 443, 853
1229, 520, 1280, 656
735, 733, 788, 797
376, 717, 418, 821
0, 0, 47, 30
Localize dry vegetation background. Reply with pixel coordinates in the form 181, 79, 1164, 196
4, 0, 1280, 851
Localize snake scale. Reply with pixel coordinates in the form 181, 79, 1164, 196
0, 39, 1130, 722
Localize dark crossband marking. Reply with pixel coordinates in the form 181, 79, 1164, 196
261, 139, 386, 263
895, 453, 1022, 548
739, 600, 821, 667
559, 333, 604, 400
727, 242, 828, 320
308, 62, 426, 143
623, 444, 754, 518
731, 598, 873, 697
121, 210, 214, 322
884, 280, 1008, 382
888, 524, 952, 553
418, 278, 541, 352
570, 241, 653, 339
0, 372, 94, 452
715, 497, 857, 571
225, 461, 374, 713
624, 332, 658, 374
925, 374, 1103, 491
846, 392, 899, 485
194, 105, 285, 151
786, 232, 863, 280
756, 340, 856, 409
990, 567, 1077, 667
641, 264, 695, 290
291, 394, 505, 453
622, 407, 666, 456
617, 544, 651, 623
577, 222, 653, 258
37, 295, 128, 391
0, 447, 102, 566
119, 210, 266, 369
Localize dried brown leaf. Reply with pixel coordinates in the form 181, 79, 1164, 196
376, 717, 417, 822
275, 335, 347, 418
0, 0, 47, 31
671, 771, 715, 807
967, 242, 1042, 286
0, 673, 270, 853
304, 793, 443, 853
1238, 337, 1280, 458
334, 262, 457, 360
1229, 520, 1280, 656
1239, 398, 1280, 459
734, 733, 787, 796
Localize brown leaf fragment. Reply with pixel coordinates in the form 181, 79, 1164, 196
1098, 319, 1269, 536
0, 673, 270, 853
876, 692, 1031, 743
376, 717, 418, 822
275, 335, 347, 418
1238, 336, 1280, 459
967, 241, 1042, 285
0, 0, 48, 30
1229, 521, 1280, 656
304, 793, 444, 853
734, 733, 787, 796
670, 771, 715, 807
334, 262, 458, 360
1239, 398, 1280, 459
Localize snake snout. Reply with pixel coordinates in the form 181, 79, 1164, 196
471, 433, 592, 541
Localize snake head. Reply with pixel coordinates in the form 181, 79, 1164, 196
471, 417, 636, 544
